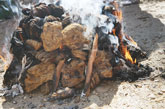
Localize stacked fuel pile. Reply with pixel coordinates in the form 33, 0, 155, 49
2, 1, 152, 100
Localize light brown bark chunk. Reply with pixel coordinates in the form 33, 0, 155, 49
41, 21, 63, 52
25, 62, 55, 92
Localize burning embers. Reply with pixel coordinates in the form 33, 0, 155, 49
1, 1, 151, 100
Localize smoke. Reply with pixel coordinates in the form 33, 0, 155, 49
0, 0, 22, 68
1, 0, 116, 68
60, 0, 114, 37
39, 0, 114, 37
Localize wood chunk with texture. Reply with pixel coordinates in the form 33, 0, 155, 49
25, 62, 55, 92
41, 21, 63, 52
72, 50, 87, 61
61, 59, 86, 88
26, 39, 42, 50
62, 23, 90, 49
94, 51, 113, 78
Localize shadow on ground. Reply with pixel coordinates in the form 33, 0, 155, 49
123, 3, 165, 56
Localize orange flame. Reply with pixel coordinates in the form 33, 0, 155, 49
112, 2, 123, 22
0, 55, 6, 63
122, 44, 136, 64
0, 55, 9, 71
125, 35, 137, 46
59, 44, 63, 50
111, 2, 136, 64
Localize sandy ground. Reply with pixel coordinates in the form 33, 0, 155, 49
0, 1, 165, 109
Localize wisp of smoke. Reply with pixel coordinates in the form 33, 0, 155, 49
1, 0, 115, 68
39, 0, 114, 37
60, 0, 114, 37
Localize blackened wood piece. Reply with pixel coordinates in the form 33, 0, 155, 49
20, 17, 44, 40
29, 3, 64, 18
113, 60, 152, 82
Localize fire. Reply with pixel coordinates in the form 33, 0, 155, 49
125, 35, 137, 46
0, 55, 9, 71
111, 1, 136, 64
59, 44, 63, 50
112, 1, 123, 22
0, 55, 6, 63
122, 44, 136, 64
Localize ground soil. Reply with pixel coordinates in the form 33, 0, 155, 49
0, 1, 165, 109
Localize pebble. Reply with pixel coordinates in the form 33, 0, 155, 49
64, 105, 79, 109
161, 88, 165, 93
158, 92, 163, 95
162, 61, 165, 64
125, 93, 128, 96
12, 101, 17, 104
28, 103, 36, 109
43, 98, 48, 102
74, 96, 80, 103
154, 79, 159, 82
134, 84, 142, 88
23, 96, 27, 100
159, 67, 164, 72
57, 100, 64, 105
148, 94, 156, 99
158, 50, 164, 55
39, 103, 46, 108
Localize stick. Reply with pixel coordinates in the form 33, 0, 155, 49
84, 34, 98, 96
18, 55, 32, 83
53, 59, 65, 92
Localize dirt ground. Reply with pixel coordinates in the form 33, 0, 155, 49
0, 0, 165, 109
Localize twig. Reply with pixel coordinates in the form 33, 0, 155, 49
18, 55, 33, 82
53, 59, 65, 92
84, 34, 98, 96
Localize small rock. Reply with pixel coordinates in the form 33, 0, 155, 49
43, 98, 48, 102
161, 88, 165, 93
28, 103, 36, 109
125, 93, 128, 96
39, 104, 46, 108
148, 94, 156, 99
159, 67, 164, 72
161, 72, 165, 79
158, 92, 163, 95
158, 50, 164, 55
29, 95, 33, 98
57, 100, 64, 105
134, 84, 142, 88
65, 105, 79, 109
12, 101, 17, 104
162, 62, 165, 64
74, 96, 80, 103
23, 96, 27, 100
154, 79, 159, 82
